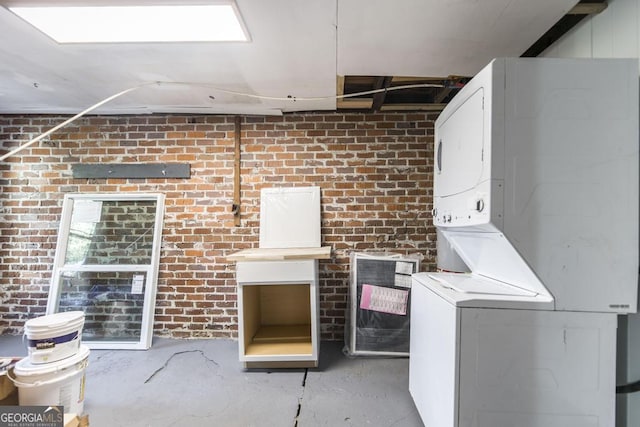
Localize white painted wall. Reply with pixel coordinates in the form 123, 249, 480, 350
541, 1, 640, 425
543, 0, 639, 60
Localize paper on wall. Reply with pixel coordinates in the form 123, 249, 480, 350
394, 261, 414, 288
394, 274, 412, 288
360, 284, 409, 315
131, 275, 144, 294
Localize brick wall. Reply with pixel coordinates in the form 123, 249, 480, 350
0, 112, 437, 340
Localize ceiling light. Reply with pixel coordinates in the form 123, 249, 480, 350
8, 3, 250, 43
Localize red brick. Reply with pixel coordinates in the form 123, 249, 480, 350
0, 112, 435, 341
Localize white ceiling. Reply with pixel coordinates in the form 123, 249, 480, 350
0, 0, 578, 115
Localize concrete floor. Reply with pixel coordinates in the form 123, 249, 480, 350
1, 336, 424, 427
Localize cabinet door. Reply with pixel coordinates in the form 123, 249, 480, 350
409, 279, 460, 426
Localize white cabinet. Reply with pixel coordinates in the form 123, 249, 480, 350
235, 259, 320, 368
229, 186, 329, 368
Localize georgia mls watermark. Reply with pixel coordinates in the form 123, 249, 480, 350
0, 406, 63, 427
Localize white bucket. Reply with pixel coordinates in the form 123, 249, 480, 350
25, 311, 85, 364
10, 345, 90, 415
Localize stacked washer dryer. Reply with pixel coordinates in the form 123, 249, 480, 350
410, 58, 639, 427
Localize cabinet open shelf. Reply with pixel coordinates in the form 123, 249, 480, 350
239, 280, 317, 366
245, 324, 312, 356
252, 324, 311, 343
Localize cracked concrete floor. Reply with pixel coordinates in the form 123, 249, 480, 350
0, 337, 423, 427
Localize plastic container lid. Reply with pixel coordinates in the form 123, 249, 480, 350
25, 311, 85, 331
14, 346, 90, 378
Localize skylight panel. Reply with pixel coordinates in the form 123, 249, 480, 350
9, 3, 250, 43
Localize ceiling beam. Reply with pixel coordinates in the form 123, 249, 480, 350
338, 98, 374, 109
567, 2, 607, 14
371, 76, 393, 112
337, 75, 374, 109
433, 87, 453, 104
336, 75, 345, 98
379, 103, 448, 112
391, 76, 444, 84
